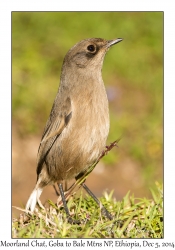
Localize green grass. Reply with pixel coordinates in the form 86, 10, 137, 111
12, 182, 163, 238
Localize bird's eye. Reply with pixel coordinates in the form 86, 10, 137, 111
87, 44, 96, 52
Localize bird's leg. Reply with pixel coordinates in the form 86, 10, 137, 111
58, 183, 80, 225
81, 183, 113, 220
54, 180, 68, 197
64, 180, 68, 191
53, 184, 60, 196
37, 199, 45, 210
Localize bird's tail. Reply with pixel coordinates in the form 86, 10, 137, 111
25, 187, 43, 212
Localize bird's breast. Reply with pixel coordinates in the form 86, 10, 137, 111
65, 85, 109, 161
49, 78, 110, 180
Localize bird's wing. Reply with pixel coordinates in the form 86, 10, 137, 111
36, 96, 72, 176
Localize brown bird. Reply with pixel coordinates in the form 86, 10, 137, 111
25, 38, 122, 222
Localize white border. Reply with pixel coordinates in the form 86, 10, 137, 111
1, 0, 175, 244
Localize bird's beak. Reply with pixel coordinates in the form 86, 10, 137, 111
107, 38, 123, 48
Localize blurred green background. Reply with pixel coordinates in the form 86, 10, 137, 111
12, 12, 163, 206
